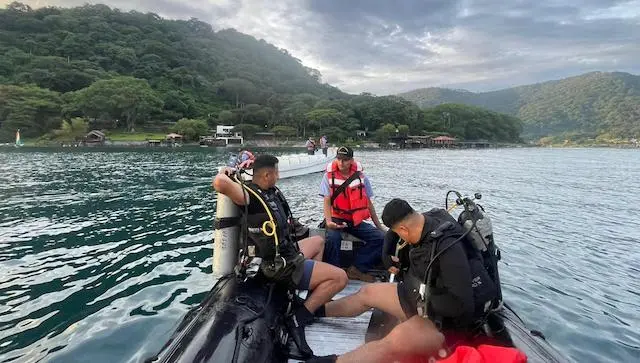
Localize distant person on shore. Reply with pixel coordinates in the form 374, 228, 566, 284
320, 135, 328, 156
306, 137, 317, 155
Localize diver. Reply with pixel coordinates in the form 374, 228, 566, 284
308, 198, 500, 362
213, 154, 348, 358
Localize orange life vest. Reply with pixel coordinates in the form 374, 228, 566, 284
437, 345, 527, 363
325, 160, 371, 226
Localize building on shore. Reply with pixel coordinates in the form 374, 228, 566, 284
386, 134, 496, 149
84, 130, 106, 146
215, 125, 243, 146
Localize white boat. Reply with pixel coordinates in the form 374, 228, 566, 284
228, 148, 336, 180
276, 148, 336, 179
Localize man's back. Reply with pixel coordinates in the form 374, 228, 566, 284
407, 210, 497, 326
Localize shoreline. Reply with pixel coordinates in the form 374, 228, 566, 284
2, 142, 638, 150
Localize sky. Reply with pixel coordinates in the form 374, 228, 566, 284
3, 0, 640, 95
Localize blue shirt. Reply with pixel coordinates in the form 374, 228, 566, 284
319, 173, 374, 198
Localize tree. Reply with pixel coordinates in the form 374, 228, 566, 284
375, 123, 397, 143
271, 125, 296, 137
0, 84, 62, 141
305, 108, 346, 132
216, 78, 259, 106
322, 126, 348, 142
232, 123, 261, 137
169, 118, 208, 141
282, 101, 311, 137
217, 110, 236, 125
53, 117, 87, 141
71, 76, 163, 131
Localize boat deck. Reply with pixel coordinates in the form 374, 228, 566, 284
288, 280, 370, 362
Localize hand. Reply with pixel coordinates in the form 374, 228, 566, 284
326, 220, 347, 230
219, 167, 236, 177
238, 159, 254, 169
388, 256, 400, 275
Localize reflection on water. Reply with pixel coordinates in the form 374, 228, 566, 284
1, 147, 639, 363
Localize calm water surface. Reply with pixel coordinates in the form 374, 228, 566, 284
0, 147, 638, 362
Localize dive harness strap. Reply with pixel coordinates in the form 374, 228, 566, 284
213, 216, 242, 230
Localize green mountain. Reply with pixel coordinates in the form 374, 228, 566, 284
0, 2, 522, 144
0, 2, 346, 140
398, 72, 640, 139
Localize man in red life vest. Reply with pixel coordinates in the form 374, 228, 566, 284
319, 146, 385, 282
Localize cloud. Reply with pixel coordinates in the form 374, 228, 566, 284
3, 0, 640, 94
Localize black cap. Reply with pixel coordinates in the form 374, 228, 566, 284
336, 146, 354, 159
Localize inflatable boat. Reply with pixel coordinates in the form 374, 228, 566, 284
146, 191, 568, 363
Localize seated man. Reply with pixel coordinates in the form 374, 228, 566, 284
213, 154, 348, 358
309, 198, 499, 362
320, 146, 385, 282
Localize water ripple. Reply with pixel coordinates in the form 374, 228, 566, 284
0, 147, 639, 363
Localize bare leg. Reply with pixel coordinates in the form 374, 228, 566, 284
298, 235, 324, 261
335, 316, 444, 363
305, 261, 347, 312
325, 283, 407, 320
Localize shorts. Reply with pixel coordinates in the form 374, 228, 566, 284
292, 259, 315, 290
397, 281, 420, 318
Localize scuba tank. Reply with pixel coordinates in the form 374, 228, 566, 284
454, 193, 503, 307
213, 169, 241, 277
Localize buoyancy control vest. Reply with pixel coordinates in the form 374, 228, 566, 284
407, 209, 498, 323
239, 183, 305, 283
243, 183, 299, 260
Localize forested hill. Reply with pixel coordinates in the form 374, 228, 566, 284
398, 72, 640, 139
0, 2, 345, 140
0, 2, 523, 144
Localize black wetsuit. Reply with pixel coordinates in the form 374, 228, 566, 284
398, 209, 497, 328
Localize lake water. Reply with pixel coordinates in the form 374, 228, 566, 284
0, 147, 638, 362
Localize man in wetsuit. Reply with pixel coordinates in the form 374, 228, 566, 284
308, 198, 498, 362
213, 155, 348, 358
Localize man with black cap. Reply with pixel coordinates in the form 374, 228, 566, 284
305, 198, 499, 363
319, 146, 385, 282
213, 154, 348, 358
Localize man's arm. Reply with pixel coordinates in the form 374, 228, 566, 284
212, 168, 249, 206
323, 196, 333, 224
362, 176, 385, 231
428, 237, 474, 319
367, 198, 385, 231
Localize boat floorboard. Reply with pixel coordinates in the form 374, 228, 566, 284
288, 280, 370, 362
